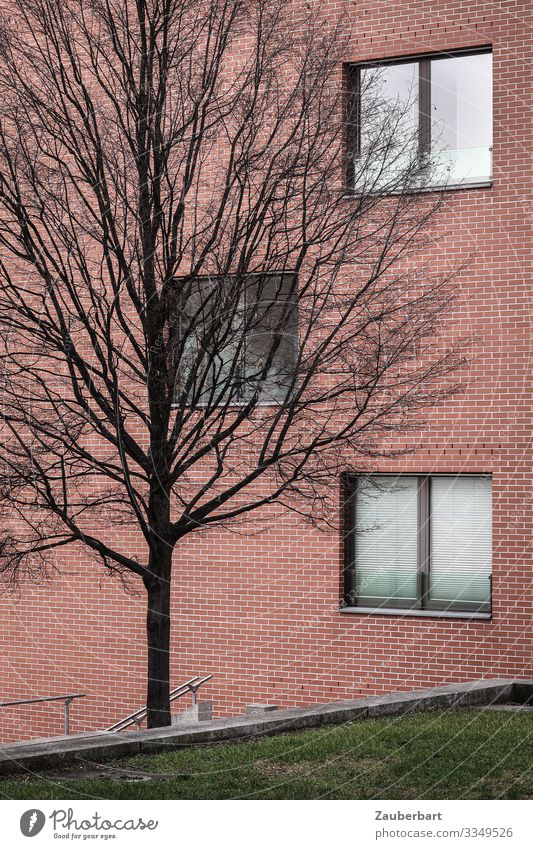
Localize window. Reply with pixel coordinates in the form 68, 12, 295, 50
348, 49, 493, 191
173, 273, 298, 406
344, 474, 492, 615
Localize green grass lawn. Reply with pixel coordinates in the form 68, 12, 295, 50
1, 708, 532, 800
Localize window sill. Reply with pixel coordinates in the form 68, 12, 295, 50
339, 606, 492, 621
343, 180, 493, 199
170, 399, 285, 410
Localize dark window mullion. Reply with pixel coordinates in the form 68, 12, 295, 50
418, 59, 431, 166
417, 475, 431, 608
239, 284, 248, 402
343, 475, 357, 606
345, 65, 360, 191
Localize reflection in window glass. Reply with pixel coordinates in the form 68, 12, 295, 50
175, 275, 297, 407
244, 274, 298, 404
430, 52, 493, 185
359, 62, 419, 189
352, 51, 493, 191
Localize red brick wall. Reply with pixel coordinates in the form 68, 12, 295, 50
1, 0, 532, 741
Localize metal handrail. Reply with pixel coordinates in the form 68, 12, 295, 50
106, 674, 213, 733
0, 693, 86, 735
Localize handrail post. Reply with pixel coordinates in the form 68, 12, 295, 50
105, 675, 212, 733
0, 693, 85, 737
188, 677, 206, 706
64, 696, 75, 735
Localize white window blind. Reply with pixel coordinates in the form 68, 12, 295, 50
354, 476, 418, 606
428, 476, 492, 608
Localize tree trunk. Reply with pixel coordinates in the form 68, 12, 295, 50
145, 564, 172, 729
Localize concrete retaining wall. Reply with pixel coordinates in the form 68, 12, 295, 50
0, 678, 524, 777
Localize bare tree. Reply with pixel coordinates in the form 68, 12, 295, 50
0, 0, 463, 727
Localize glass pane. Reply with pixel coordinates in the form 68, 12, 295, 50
354, 476, 418, 607
176, 278, 244, 405
358, 62, 419, 191
243, 274, 297, 403
430, 53, 492, 185
429, 476, 492, 609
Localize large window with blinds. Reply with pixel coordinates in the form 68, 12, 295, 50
344, 474, 492, 615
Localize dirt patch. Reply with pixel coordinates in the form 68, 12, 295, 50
259, 761, 309, 777
47, 765, 188, 783
258, 754, 384, 777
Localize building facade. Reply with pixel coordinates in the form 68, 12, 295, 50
0, 0, 532, 741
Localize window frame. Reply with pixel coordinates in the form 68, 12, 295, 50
345, 46, 493, 194
343, 472, 493, 617
171, 271, 299, 409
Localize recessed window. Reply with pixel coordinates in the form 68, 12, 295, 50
173, 273, 298, 406
344, 474, 492, 614
347, 49, 493, 192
